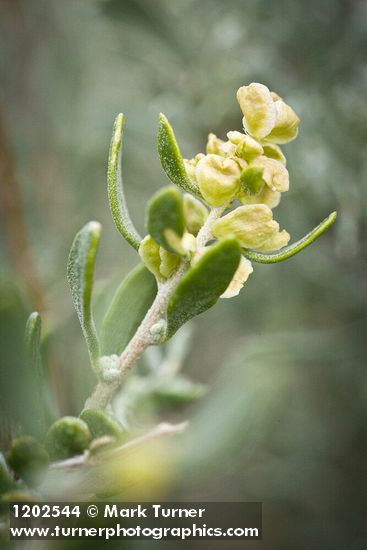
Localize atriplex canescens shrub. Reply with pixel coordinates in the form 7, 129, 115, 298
3, 83, 336, 488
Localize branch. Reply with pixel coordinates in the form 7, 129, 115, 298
84, 207, 224, 410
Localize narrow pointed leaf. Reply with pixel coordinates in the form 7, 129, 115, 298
166, 238, 241, 338
243, 211, 337, 263
101, 264, 157, 355
108, 113, 142, 250
67, 221, 101, 372
146, 186, 185, 254
24, 312, 47, 435
158, 113, 203, 199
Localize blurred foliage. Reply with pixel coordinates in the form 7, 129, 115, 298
0, 0, 366, 548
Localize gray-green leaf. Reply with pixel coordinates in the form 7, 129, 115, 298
151, 376, 207, 409
243, 211, 337, 263
108, 113, 142, 250
24, 312, 47, 434
101, 264, 157, 355
67, 221, 101, 372
166, 238, 241, 338
146, 186, 185, 254
158, 113, 203, 199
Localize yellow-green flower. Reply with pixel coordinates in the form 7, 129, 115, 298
212, 204, 290, 251
220, 256, 253, 298
250, 156, 289, 192
183, 153, 205, 181
206, 133, 236, 156
237, 83, 300, 144
191, 248, 253, 299
183, 194, 209, 236
139, 235, 180, 281
195, 154, 241, 207
227, 131, 264, 161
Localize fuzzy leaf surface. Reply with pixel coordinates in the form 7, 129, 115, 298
243, 211, 337, 263
158, 113, 202, 198
166, 238, 241, 338
108, 113, 142, 250
101, 264, 157, 355
67, 221, 101, 371
146, 186, 185, 254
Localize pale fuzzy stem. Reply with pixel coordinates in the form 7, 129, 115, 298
84, 206, 225, 410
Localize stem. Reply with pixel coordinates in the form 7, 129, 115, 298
84, 206, 224, 410
50, 422, 188, 472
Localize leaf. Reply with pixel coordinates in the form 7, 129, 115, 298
108, 113, 142, 250
146, 186, 185, 254
24, 312, 47, 435
166, 238, 241, 338
80, 409, 126, 441
0, 453, 17, 495
158, 113, 203, 199
243, 211, 337, 263
151, 376, 207, 409
67, 221, 101, 372
100, 264, 157, 355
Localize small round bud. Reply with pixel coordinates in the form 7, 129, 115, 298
6, 437, 49, 486
139, 236, 163, 280
45, 417, 91, 460
99, 355, 120, 382
206, 133, 236, 156
227, 131, 264, 160
183, 153, 205, 181
183, 194, 209, 236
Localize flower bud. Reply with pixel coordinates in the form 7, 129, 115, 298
159, 247, 180, 278
183, 194, 209, 235
183, 154, 205, 181
206, 133, 236, 156
227, 131, 264, 160
139, 235, 162, 280
139, 235, 180, 280
195, 154, 241, 207
213, 204, 287, 250
220, 256, 253, 299
45, 417, 91, 460
6, 437, 49, 487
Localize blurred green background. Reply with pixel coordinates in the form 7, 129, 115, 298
0, 0, 366, 548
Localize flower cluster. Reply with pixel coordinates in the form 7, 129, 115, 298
185, 83, 299, 296
140, 83, 300, 298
